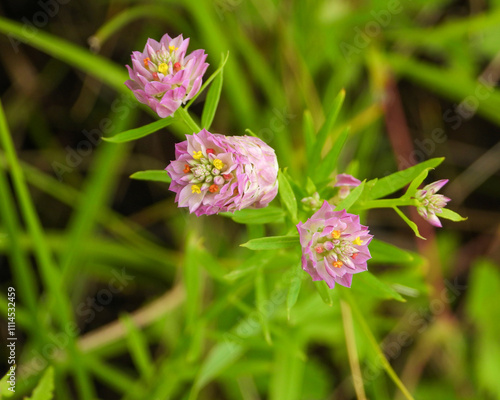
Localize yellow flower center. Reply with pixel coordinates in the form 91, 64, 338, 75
213, 159, 224, 170
168, 45, 178, 52
158, 63, 169, 74
352, 237, 364, 246
332, 261, 343, 268
191, 185, 201, 194
330, 230, 341, 239
193, 151, 203, 160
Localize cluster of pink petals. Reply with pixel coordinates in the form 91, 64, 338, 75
125, 34, 209, 118
166, 129, 279, 216
297, 201, 372, 288
415, 179, 450, 227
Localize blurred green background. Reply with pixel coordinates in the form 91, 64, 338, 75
0, 0, 499, 399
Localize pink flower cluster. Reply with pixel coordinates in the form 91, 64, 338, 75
125, 34, 208, 118
166, 129, 278, 216
297, 202, 372, 288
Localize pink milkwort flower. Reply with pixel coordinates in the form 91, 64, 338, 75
125, 34, 209, 118
334, 173, 361, 200
166, 129, 279, 216
296, 201, 372, 289
415, 179, 450, 227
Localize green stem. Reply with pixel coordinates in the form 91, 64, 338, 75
359, 198, 419, 210
177, 106, 201, 133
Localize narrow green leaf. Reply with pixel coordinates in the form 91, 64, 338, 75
83, 355, 141, 397
256, 267, 272, 344
176, 106, 201, 133
309, 89, 345, 162
314, 280, 334, 306
0, 101, 94, 399
104, 117, 174, 143
240, 235, 299, 251
439, 208, 467, 222
393, 207, 426, 240
343, 291, 415, 400
129, 170, 171, 183
335, 180, 365, 212
196, 247, 227, 281
367, 158, 444, 200
351, 272, 406, 302
27, 367, 54, 400
369, 238, 415, 263
403, 168, 431, 199
187, 320, 206, 363
201, 65, 224, 129
224, 253, 272, 281
192, 341, 244, 395
270, 345, 304, 400
315, 126, 350, 182
0, 366, 15, 398
185, 235, 202, 331
186, 52, 229, 109
278, 170, 298, 222
221, 207, 285, 224
0, 17, 128, 93
120, 314, 154, 381
89, 5, 175, 51
303, 110, 315, 157
286, 267, 303, 319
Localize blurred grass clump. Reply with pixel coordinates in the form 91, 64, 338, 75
0, 0, 500, 399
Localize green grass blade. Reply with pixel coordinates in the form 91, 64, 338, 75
278, 170, 298, 223
342, 290, 415, 400
286, 264, 303, 320
59, 110, 136, 286
89, 5, 178, 51
26, 367, 54, 400
0, 17, 128, 93
314, 126, 350, 183
201, 56, 225, 129
270, 344, 304, 400
185, 234, 203, 331
0, 100, 95, 400
256, 266, 272, 344
103, 117, 174, 143
308, 89, 345, 164
120, 314, 154, 381
0, 366, 15, 398
0, 164, 38, 318
186, 52, 229, 109
302, 110, 315, 158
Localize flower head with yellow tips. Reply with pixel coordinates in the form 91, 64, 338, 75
297, 202, 373, 289
166, 129, 279, 216
125, 33, 209, 118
